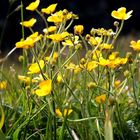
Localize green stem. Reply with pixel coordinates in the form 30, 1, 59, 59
31, 49, 46, 80
52, 50, 78, 81
36, 9, 48, 28
111, 20, 124, 45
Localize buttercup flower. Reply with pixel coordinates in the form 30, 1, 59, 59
35, 79, 52, 96
18, 75, 37, 85
95, 28, 115, 36
130, 40, 140, 51
86, 35, 102, 46
100, 43, 114, 50
62, 36, 79, 47
16, 38, 34, 49
111, 7, 133, 20
86, 61, 98, 71
98, 57, 110, 66
114, 80, 121, 88
41, 4, 57, 14
0, 81, 7, 90
95, 94, 106, 104
55, 109, 73, 117
28, 60, 45, 74
92, 50, 102, 60
108, 52, 119, 60
107, 57, 127, 69
26, 0, 40, 11
16, 32, 42, 49
56, 74, 63, 83
47, 10, 73, 23
43, 26, 57, 34
20, 18, 36, 28
47, 32, 69, 42
66, 62, 82, 74
74, 25, 84, 35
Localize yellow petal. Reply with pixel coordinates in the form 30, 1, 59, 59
35, 79, 52, 96
28, 60, 45, 74
20, 18, 37, 28
0, 81, 7, 90
111, 7, 133, 20
63, 109, 73, 116
95, 94, 106, 104
26, 0, 40, 11
55, 109, 62, 117
41, 4, 57, 14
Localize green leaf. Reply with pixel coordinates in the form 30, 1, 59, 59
0, 106, 5, 129
0, 130, 7, 140
13, 117, 30, 140
104, 109, 113, 140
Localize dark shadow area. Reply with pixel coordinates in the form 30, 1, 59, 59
1, 0, 140, 53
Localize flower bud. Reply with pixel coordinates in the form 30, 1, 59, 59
74, 25, 84, 35
114, 21, 119, 27
75, 43, 82, 50
109, 95, 115, 106
18, 55, 24, 62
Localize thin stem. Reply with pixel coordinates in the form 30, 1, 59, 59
36, 9, 48, 28
111, 20, 124, 46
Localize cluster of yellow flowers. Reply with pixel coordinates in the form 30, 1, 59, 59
7, 0, 139, 115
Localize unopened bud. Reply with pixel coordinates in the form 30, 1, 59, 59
114, 21, 119, 27
18, 55, 24, 62
75, 43, 82, 50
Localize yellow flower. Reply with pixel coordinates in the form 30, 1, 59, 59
26, 0, 40, 11
114, 80, 121, 88
87, 36, 102, 46
66, 62, 82, 74
0, 81, 7, 90
130, 40, 140, 51
47, 32, 69, 42
41, 4, 57, 14
43, 26, 57, 34
74, 25, 84, 35
98, 57, 110, 66
108, 52, 119, 60
28, 60, 45, 74
95, 28, 115, 36
111, 7, 133, 20
57, 74, 63, 83
20, 18, 36, 28
107, 57, 127, 69
55, 109, 73, 117
18, 75, 37, 85
28, 32, 42, 43
62, 36, 79, 47
119, 58, 128, 65
16, 32, 42, 49
16, 38, 34, 49
95, 94, 106, 104
86, 61, 98, 71
74, 66, 82, 74
35, 79, 52, 96
47, 10, 72, 23
100, 43, 113, 50
92, 50, 102, 60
